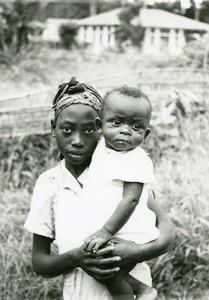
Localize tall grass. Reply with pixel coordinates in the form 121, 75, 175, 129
0, 135, 61, 299
149, 112, 209, 299
0, 189, 63, 300
0, 111, 208, 299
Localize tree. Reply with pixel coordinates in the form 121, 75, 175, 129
59, 23, 78, 49
0, 0, 36, 53
115, 3, 145, 51
184, 0, 209, 23
149, 0, 209, 23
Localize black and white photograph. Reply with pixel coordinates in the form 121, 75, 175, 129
0, 0, 208, 299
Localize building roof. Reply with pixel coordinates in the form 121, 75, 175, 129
76, 8, 121, 26
76, 7, 209, 31
140, 8, 209, 31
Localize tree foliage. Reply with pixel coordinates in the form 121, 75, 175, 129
0, 0, 39, 54
177, 33, 209, 68
37, 0, 121, 21
43, 2, 89, 20
59, 23, 78, 49
115, 4, 144, 50
149, 0, 209, 23
185, 0, 209, 23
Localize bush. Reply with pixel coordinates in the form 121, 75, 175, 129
115, 4, 144, 50
0, 1, 31, 54
59, 23, 78, 49
151, 110, 209, 299
175, 33, 209, 68
0, 134, 58, 192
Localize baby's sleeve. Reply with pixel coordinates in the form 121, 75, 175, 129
110, 147, 155, 184
24, 174, 56, 239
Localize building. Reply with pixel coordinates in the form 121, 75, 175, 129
42, 8, 209, 55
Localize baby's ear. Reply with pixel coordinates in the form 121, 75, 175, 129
95, 117, 103, 134
144, 128, 151, 140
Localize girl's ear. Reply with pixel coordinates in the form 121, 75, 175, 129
51, 119, 56, 137
95, 117, 103, 134
144, 128, 151, 140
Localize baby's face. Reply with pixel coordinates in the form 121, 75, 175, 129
102, 93, 151, 151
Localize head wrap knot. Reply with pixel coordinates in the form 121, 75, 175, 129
52, 77, 102, 120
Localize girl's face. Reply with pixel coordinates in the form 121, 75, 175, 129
52, 104, 100, 171
102, 93, 151, 151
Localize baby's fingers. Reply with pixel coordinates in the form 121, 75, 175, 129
84, 235, 94, 244
92, 239, 105, 252
86, 239, 97, 253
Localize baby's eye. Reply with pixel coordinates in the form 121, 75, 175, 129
63, 127, 72, 133
132, 124, 143, 131
112, 121, 121, 127
85, 128, 94, 134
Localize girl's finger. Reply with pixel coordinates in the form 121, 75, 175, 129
93, 273, 117, 282
85, 255, 121, 266
93, 244, 115, 257
88, 266, 120, 277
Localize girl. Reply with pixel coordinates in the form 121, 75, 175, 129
24, 77, 175, 300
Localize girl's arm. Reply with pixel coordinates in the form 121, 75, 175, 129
110, 193, 176, 268
84, 182, 143, 252
32, 233, 122, 281
32, 234, 76, 277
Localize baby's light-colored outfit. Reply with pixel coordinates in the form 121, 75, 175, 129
81, 137, 159, 244
24, 159, 153, 300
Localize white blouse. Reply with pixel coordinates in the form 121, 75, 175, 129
25, 160, 153, 300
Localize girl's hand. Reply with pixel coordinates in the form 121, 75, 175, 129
110, 238, 143, 268
76, 243, 121, 282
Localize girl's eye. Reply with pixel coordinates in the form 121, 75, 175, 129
112, 121, 121, 127
85, 128, 94, 134
63, 127, 72, 133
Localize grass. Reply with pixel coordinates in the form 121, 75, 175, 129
0, 46, 209, 299
0, 189, 63, 300
149, 112, 209, 299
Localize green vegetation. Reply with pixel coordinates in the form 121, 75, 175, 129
150, 112, 209, 299
59, 23, 79, 49
0, 47, 209, 299
0, 1, 30, 56
115, 4, 145, 50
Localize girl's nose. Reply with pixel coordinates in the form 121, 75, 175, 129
71, 132, 84, 146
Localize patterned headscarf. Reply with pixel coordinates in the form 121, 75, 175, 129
52, 77, 103, 121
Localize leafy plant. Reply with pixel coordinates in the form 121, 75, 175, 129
0, 1, 31, 55
175, 33, 209, 68
59, 23, 78, 49
115, 4, 145, 51
0, 134, 58, 191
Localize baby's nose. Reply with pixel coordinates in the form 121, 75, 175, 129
120, 125, 131, 135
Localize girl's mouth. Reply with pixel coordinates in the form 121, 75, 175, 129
68, 151, 85, 159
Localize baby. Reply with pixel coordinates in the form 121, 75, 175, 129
81, 85, 159, 300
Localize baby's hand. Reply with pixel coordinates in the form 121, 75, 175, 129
84, 228, 113, 254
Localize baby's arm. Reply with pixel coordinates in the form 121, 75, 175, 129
84, 182, 143, 253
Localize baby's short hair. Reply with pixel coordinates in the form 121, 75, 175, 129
102, 85, 152, 121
